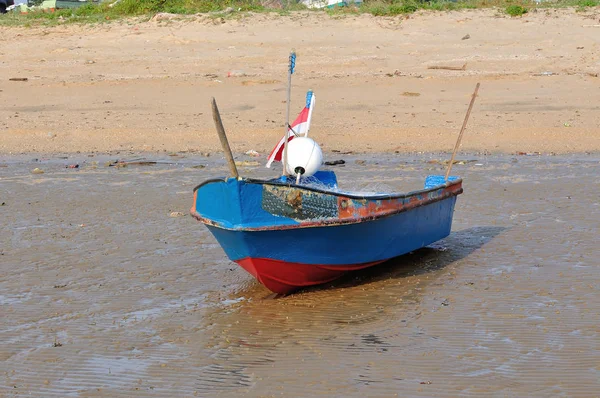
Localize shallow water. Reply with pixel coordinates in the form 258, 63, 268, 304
1, 153, 599, 397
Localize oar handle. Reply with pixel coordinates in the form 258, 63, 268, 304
211, 97, 239, 179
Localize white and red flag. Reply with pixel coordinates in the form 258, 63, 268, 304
266, 91, 315, 168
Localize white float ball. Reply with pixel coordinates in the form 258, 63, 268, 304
285, 137, 323, 177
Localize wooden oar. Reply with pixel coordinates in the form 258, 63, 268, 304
445, 82, 480, 181
211, 97, 239, 179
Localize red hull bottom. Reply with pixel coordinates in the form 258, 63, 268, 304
235, 257, 385, 294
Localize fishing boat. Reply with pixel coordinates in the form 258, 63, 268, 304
190, 52, 479, 294
191, 172, 463, 294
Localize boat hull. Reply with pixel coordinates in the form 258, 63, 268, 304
235, 257, 385, 294
192, 173, 462, 294
204, 194, 457, 293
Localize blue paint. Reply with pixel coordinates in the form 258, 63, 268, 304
207, 196, 457, 265
195, 178, 299, 229
195, 171, 338, 229
425, 175, 459, 189
193, 177, 243, 229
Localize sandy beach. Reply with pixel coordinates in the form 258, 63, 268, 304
1, 8, 600, 155
2, 8, 600, 397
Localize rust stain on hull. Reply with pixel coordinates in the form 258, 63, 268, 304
191, 180, 463, 231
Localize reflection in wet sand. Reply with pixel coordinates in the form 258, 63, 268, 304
1, 154, 598, 396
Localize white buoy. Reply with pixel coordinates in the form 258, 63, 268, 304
285, 136, 323, 178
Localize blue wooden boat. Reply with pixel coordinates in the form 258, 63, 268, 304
191, 172, 463, 294
191, 70, 478, 294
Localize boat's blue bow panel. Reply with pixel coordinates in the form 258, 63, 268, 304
194, 178, 302, 229
425, 175, 460, 189
192, 173, 462, 231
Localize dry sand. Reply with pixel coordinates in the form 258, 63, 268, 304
1, 8, 600, 156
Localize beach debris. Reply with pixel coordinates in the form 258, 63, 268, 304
420, 381, 432, 385
133, 161, 160, 165
242, 79, 278, 86
192, 164, 206, 169
107, 160, 157, 167
235, 160, 259, 167
516, 151, 541, 156
9, 77, 28, 82
66, 164, 79, 169
355, 160, 366, 166
332, 150, 354, 154
533, 71, 557, 76
385, 70, 403, 77
402, 92, 421, 97
31, 168, 44, 174
109, 161, 128, 168
461, 34, 470, 40
1, 202, 6, 206
53, 284, 67, 289
170, 211, 185, 218
227, 70, 247, 78
205, 73, 219, 79
324, 160, 345, 166
245, 149, 260, 157
427, 63, 467, 71
47, 132, 57, 139
427, 159, 476, 165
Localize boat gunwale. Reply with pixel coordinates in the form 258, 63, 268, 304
192, 175, 462, 201
191, 177, 463, 231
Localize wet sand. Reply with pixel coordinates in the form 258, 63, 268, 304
1, 153, 599, 396
1, 9, 600, 155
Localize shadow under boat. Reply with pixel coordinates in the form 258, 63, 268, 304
287, 225, 507, 295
